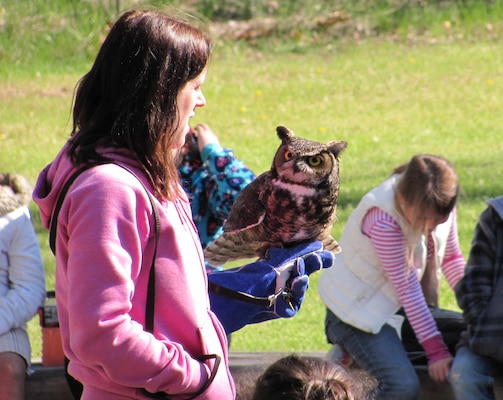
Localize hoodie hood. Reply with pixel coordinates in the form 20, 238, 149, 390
33, 143, 143, 231
0, 173, 33, 217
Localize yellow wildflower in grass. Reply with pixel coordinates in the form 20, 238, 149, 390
319, 127, 326, 133
487, 79, 494, 85
255, 89, 262, 96
261, 114, 267, 120
240, 106, 246, 113
409, 57, 416, 63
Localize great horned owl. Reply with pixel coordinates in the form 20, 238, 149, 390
203, 126, 347, 267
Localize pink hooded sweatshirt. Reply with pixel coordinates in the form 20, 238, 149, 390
33, 145, 235, 399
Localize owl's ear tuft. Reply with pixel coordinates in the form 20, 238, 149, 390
328, 140, 347, 158
276, 126, 296, 142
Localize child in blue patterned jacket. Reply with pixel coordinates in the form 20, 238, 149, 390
179, 123, 256, 264
0, 173, 45, 400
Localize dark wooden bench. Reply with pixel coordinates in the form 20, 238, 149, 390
26, 361, 73, 400
26, 352, 503, 400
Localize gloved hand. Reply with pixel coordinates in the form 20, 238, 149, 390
208, 241, 334, 334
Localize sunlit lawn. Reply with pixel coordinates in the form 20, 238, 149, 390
2, 38, 502, 357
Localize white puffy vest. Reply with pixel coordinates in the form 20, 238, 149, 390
318, 174, 452, 333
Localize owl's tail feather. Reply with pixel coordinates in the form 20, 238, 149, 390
204, 233, 261, 267
323, 236, 341, 255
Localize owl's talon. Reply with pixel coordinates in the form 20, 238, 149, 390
267, 288, 286, 308
280, 290, 295, 311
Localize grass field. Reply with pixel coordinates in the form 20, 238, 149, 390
1, 1, 502, 358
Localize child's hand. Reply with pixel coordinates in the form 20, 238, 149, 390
193, 123, 220, 152
428, 356, 453, 383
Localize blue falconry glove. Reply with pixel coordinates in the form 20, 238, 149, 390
208, 241, 334, 334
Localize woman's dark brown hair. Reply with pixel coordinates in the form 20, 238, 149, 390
68, 9, 211, 200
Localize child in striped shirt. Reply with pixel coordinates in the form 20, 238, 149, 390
319, 154, 466, 400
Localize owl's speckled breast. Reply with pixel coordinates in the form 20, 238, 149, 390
261, 179, 336, 244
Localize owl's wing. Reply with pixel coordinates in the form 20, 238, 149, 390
204, 174, 269, 266
223, 173, 268, 232
204, 231, 261, 266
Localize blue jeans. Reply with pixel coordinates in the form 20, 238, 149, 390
448, 345, 499, 400
325, 309, 420, 400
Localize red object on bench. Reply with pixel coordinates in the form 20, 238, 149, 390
38, 291, 65, 366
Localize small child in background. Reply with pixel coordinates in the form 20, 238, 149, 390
448, 196, 503, 400
178, 123, 256, 270
250, 354, 376, 400
0, 173, 45, 400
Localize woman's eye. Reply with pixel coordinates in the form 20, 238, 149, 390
308, 156, 322, 167
284, 150, 294, 161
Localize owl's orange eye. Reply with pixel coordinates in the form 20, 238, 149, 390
284, 150, 294, 161
308, 156, 322, 167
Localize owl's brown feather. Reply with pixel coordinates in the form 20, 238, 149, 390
204, 126, 347, 266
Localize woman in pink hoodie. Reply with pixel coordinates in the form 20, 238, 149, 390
33, 9, 332, 400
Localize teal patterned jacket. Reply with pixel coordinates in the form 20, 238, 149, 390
179, 142, 256, 252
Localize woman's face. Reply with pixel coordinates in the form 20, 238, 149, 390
172, 69, 207, 149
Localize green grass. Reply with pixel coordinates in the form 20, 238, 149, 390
199, 42, 503, 351
1, 1, 502, 358
3, 0, 503, 75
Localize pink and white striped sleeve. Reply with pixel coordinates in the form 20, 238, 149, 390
441, 208, 465, 288
362, 207, 450, 363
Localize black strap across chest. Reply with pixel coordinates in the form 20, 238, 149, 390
49, 161, 160, 332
